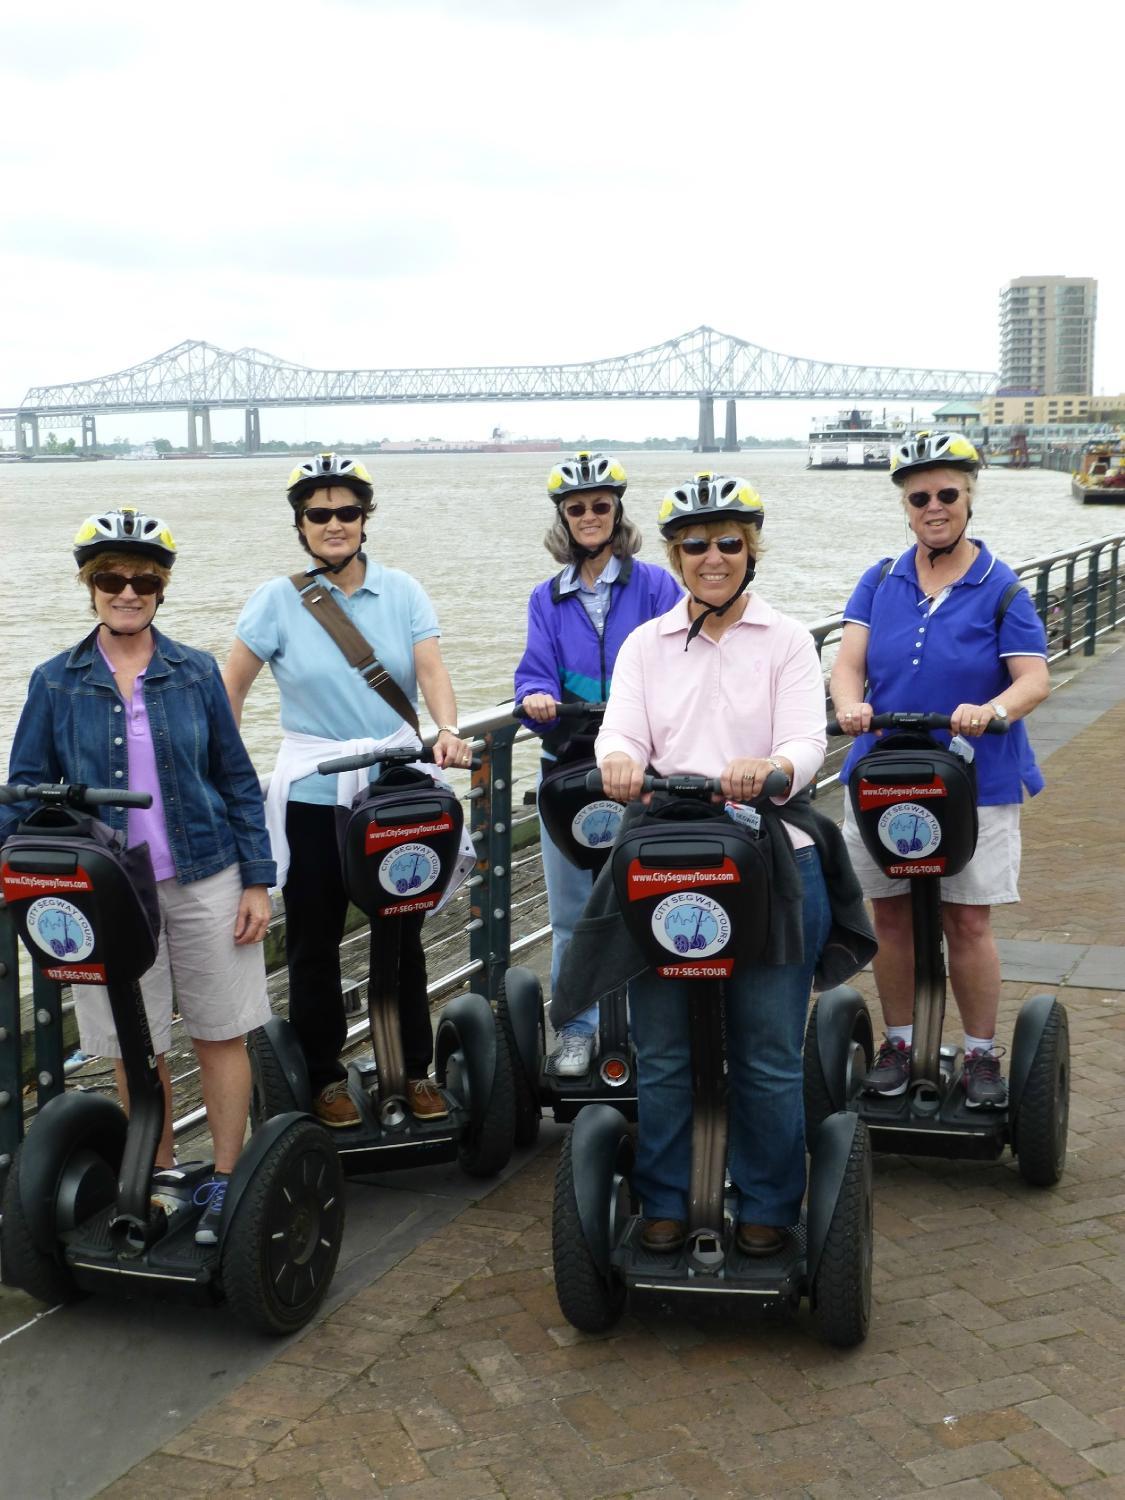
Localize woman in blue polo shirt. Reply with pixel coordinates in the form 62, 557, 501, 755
830, 432, 1049, 1108
223, 454, 473, 1129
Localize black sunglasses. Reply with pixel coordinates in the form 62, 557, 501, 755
563, 499, 614, 519
679, 534, 746, 556
302, 504, 364, 524
907, 487, 963, 509
92, 571, 163, 596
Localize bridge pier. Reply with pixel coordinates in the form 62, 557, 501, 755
695, 396, 718, 453
244, 406, 261, 454
15, 413, 40, 456
722, 399, 739, 453
81, 415, 97, 451
186, 406, 213, 453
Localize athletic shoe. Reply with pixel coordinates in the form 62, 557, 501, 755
546, 1029, 595, 1078
736, 1223, 786, 1257
862, 1036, 911, 1096
193, 1174, 230, 1245
407, 1078, 449, 1120
639, 1218, 686, 1253
314, 1080, 361, 1128
963, 1047, 1008, 1109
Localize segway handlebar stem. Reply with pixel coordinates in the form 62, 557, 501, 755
0, 782, 153, 810
316, 747, 481, 775
826, 711, 1009, 737
584, 768, 790, 801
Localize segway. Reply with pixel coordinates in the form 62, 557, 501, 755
248, 748, 515, 1179
552, 770, 872, 1347
805, 712, 1069, 1186
501, 702, 635, 1147
0, 782, 343, 1334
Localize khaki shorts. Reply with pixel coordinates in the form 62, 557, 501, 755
842, 800, 1022, 906
76, 864, 271, 1057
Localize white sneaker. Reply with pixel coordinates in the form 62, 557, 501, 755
546, 1030, 595, 1078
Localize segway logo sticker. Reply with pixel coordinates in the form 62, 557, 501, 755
626, 858, 739, 898
365, 814, 453, 853
571, 800, 622, 849
378, 842, 443, 897
25, 896, 96, 963
1, 863, 94, 896
651, 892, 732, 959
858, 776, 946, 807
877, 802, 942, 860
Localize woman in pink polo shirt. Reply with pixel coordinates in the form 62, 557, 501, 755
596, 474, 829, 1259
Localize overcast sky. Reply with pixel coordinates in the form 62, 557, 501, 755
2, 0, 1120, 445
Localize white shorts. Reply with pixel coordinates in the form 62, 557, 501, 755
75, 864, 271, 1057
842, 800, 1022, 906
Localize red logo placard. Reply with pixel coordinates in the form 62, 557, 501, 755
379, 894, 442, 916
365, 815, 453, 854
626, 858, 739, 901
43, 962, 107, 984
1, 864, 94, 898
656, 959, 735, 979
857, 777, 946, 808
886, 860, 947, 877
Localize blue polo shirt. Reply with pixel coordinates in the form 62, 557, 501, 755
839, 540, 1047, 805
236, 559, 440, 804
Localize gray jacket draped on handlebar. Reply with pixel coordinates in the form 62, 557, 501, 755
548, 790, 877, 1031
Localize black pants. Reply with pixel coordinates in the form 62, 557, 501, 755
283, 801, 434, 1095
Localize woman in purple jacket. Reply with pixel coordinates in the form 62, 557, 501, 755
514, 453, 681, 1074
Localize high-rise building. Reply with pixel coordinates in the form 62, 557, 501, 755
998, 276, 1097, 395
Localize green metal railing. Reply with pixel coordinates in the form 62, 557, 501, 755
1, 531, 1122, 1184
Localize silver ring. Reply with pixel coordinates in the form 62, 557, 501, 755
971, 718, 980, 725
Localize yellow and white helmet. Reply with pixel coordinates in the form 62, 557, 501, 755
287, 451, 374, 511
546, 451, 627, 503
890, 431, 981, 485
73, 507, 177, 568
657, 472, 764, 538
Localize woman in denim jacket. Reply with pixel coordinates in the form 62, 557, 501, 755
1, 508, 275, 1245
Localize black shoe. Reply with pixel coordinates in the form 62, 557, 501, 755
639, 1218, 686, 1253
963, 1047, 1008, 1109
193, 1173, 230, 1245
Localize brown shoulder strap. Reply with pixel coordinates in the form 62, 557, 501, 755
289, 573, 421, 735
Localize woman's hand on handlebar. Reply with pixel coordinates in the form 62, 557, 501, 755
599, 752, 646, 805
835, 701, 873, 736
234, 884, 272, 946
432, 728, 474, 769
950, 702, 1000, 739
720, 758, 783, 802
520, 692, 559, 724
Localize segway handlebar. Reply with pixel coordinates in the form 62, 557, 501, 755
513, 698, 607, 721
0, 781, 153, 809
827, 711, 1009, 737
584, 768, 791, 800
316, 746, 481, 775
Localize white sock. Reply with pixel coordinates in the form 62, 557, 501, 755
964, 1034, 994, 1056
886, 1024, 913, 1047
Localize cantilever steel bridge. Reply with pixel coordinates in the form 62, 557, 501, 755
1, 326, 998, 454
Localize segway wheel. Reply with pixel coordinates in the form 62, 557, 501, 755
1013, 1002, 1069, 1188
457, 1020, 516, 1179
495, 979, 543, 1148
248, 1026, 300, 1128
222, 1118, 344, 1336
551, 1130, 627, 1334
802, 995, 873, 1153
810, 1121, 873, 1349
0, 1148, 79, 1306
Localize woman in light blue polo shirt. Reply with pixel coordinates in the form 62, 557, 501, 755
223, 454, 473, 1129
830, 432, 1050, 1109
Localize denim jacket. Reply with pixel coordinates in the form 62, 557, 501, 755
1, 627, 276, 889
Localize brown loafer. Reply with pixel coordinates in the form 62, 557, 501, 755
639, 1218, 686, 1253
407, 1078, 449, 1120
314, 1081, 361, 1128
736, 1223, 785, 1257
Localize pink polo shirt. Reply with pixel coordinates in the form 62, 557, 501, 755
595, 594, 827, 849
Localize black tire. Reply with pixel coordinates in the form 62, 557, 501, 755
802, 999, 872, 1154
222, 1119, 344, 1336
810, 1121, 873, 1348
495, 979, 542, 1148
248, 1027, 300, 1128
0, 1147, 80, 1306
1014, 1003, 1069, 1188
551, 1129, 627, 1334
457, 1016, 516, 1179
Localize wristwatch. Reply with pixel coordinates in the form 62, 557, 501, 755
437, 724, 461, 737
989, 702, 1009, 722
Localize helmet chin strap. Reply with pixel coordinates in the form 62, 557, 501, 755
307, 539, 367, 578
684, 560, 756, 649
100, 596, 163, 637
924, 509, 972, 567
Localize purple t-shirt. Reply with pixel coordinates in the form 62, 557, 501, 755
98, 640, 176, 881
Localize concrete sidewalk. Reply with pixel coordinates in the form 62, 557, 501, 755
42, 649, 1125, 1496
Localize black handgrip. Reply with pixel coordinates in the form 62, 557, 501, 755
83, 788, 155, 807
585, 768, 790, 799
827, 711, 1009, 737
0, 782, 153, 809
514, 698, 607, 720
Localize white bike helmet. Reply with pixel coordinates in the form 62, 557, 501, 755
73, 507, 177, 568
657, 472, 764, 538
287, 452, 375, 511
890, 431, 981, 485
546, 451, 627, 502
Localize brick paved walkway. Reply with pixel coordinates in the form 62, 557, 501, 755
100, 698, 1125, 1499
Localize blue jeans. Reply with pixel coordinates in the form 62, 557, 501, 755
630, 846, 831, 1225
539, 801, 598, 1037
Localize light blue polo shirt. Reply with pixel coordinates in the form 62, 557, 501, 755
236, 559, 440, 804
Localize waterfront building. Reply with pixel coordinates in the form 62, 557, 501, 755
999, 276, 1097, 396
980, 392, 1125, 427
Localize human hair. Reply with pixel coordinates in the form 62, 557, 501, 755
77, 551, 173, 612
662, 518, 763, 581
543, 501, 643, 566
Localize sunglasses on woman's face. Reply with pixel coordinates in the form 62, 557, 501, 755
563, 499, 615, 519
906, 487, 963, 509
679, 534, 746, 556
92, 571, 163, 596
301, 504, 364, 524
